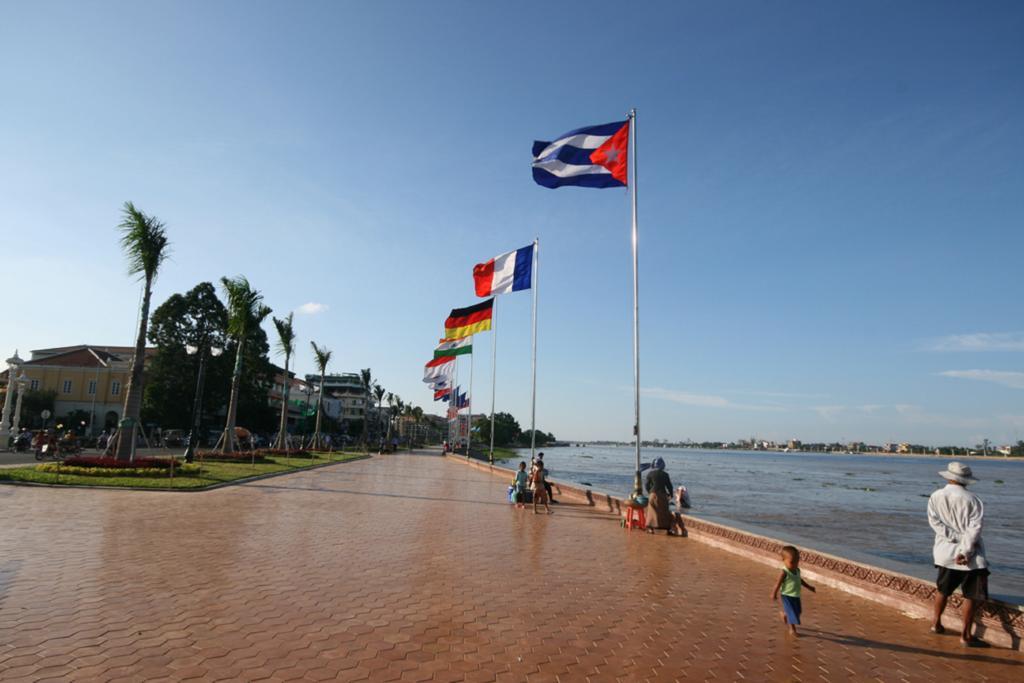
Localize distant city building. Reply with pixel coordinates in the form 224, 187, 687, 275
303, 372, 366, 423
268, 367, 315, 430
787, 439, 802, 450
0, 344, 156, 435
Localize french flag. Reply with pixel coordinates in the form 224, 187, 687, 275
532, 120, 629, 189
473, 242, 534, 297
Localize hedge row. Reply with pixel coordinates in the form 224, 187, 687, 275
64, 455, 181, 469
36, 463, 201, 477
194, 449, 313, 463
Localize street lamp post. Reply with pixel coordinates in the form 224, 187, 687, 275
0, 351, 23, 448
9, 372, 27, 447
183, 343, 223, 463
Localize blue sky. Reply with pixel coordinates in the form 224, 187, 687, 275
1, 1, 1022, 445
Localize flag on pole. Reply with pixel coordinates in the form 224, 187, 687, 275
444, 299, 493, 339
423, 355, 455, 383
473, 243, 534, 297
434, 388, 451, 401
434, 336, 473, 358
456, 390, 468, 409
532, 120, 629, 189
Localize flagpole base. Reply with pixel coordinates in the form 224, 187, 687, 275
630, 470, 643, 502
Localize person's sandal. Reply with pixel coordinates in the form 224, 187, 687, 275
929, 625, 945, 634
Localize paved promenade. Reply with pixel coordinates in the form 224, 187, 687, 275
0, 452, 1020, 682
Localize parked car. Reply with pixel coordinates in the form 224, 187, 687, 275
162, 429, 186, 448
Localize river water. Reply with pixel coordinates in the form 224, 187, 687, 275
514, 446, 1024, 604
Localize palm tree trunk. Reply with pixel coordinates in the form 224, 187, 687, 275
362, 389, 370, 448
377, 397, 383, 444
275, 351, 291, 450
313, 371, 325, 449
115, 279, 153, 460
221, 335, 246, 453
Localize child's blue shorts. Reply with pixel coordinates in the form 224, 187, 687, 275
781, 595, 802, 625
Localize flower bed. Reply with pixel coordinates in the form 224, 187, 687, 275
63, 455, 181, 469
194, 450, 272, 463
258, 449, 314, 458
37, 463, 201, 477
193, 449, 316, 462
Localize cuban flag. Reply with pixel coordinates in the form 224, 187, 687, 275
532, 120, 629, 189
473, 242, 534, 297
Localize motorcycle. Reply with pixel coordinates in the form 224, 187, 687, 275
35, 443, 65, 461
13, 432, 32, 453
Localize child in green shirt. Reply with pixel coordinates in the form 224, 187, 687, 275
771, 545, 816, 636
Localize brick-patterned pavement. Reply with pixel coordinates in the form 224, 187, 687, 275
0, 452, 1020, 682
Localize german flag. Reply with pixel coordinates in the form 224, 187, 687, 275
444, 298, 493, 339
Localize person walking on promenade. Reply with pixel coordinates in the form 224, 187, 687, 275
771, 545, 816, 636
512, 461, 529, 509
530, 458, 552, 514
535, 453, 557, 504
928, 461, 989, 646
645, 457, 683, 536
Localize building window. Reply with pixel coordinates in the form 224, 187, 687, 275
62, 380, 72, 394
88, 380, 97, 395
30, 379, 40, 391
111, 381, 121, 396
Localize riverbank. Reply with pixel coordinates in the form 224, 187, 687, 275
519, 445, 1024, 602
449, 452, 1024, 650
574, 445, 1022, 461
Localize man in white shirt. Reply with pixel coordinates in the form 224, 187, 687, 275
927, 461, 989, 646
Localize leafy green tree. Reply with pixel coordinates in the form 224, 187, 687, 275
114, 201, 170, 460
474, 412, 521, 447
521, 429, 557, 447
219, 276, 272, 452
272, 313, 296, 449
143, 282, 229, 433
18, 389, 56, 428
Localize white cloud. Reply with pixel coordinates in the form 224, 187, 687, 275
639, 387, 783, 411
296, 302, 329, 315
925, 332, 1024, 352
939, 370, 1024, 389
812, 405, 846, 421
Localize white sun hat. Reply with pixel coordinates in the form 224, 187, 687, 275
938, 461, 979, 485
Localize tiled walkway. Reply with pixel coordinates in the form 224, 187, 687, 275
0, 452, 1020, 682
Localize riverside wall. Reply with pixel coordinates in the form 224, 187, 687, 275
444, 453, 1024, 651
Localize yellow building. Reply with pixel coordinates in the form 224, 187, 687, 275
3, 345, 155, 434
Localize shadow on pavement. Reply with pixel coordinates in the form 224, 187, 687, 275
808, 629, 1021, 665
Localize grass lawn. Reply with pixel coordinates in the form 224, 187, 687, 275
491, 447, 520, 461
0, 452, 368, 490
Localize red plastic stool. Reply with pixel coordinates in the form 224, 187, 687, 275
623, 504, 647, 531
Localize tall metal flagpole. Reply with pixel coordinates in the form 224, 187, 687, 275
529, 238, 539, 461
468, 334, 474, 457
488, 298, 498, 465
628, 108, 644, 501
452, 354, 459, 452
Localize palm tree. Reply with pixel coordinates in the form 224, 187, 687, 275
359, 368, 372, 448
272, 313, 296, 450
385, 392, 395, 442
411, 406, 424, 447
219, 276, 272, 453
114, 202, 170, 460
373, 383, 385, 446
310, 341, 332, 450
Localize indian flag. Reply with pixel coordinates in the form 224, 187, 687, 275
434, 336, 472, 358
